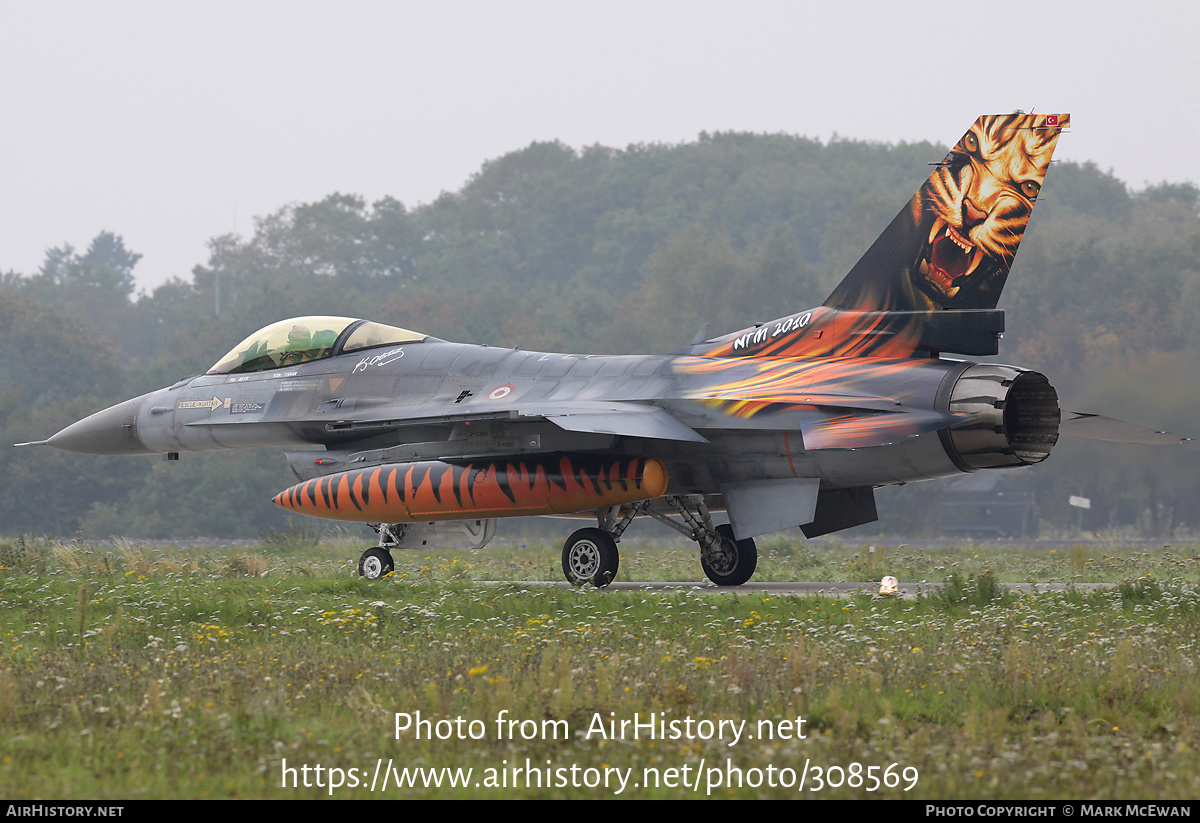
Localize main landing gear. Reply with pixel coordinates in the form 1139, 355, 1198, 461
701, 524, 757, 587
560, 496, 757, 588
561, 528, 619, 587
355, 500, 758, 588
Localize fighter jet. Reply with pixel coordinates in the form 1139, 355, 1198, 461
27, 113, 1184, 586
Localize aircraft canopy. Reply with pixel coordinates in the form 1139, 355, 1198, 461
207, 316, 426, 375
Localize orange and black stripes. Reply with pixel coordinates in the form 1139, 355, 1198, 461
273, 455, 669, 523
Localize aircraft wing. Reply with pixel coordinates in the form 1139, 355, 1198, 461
800, 408, 967, 450
240, 400, 712, 443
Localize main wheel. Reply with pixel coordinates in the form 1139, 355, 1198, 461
701, 524, 757, 586
358, 547, 395, 579
561, 528, 620, 588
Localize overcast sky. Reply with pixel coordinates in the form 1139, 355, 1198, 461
2, 0, 1197, 293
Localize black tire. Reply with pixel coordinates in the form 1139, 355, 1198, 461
701, 524, 757, 586
561, 528, 620, 588
358, 547, 395, 579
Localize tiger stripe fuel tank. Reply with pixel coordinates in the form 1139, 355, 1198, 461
272, 455, 668, 523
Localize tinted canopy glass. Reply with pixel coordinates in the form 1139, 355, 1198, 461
208, 317, 428, 375
341, 321, 427, 353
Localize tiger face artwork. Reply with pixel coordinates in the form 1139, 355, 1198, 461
913, 113, 1068, 307
699, 113, 1070, 363
824, 113, 1069, 314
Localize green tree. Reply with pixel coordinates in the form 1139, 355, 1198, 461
33, 231, 140, 307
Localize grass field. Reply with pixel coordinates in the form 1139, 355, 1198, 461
2, 532, 1199, 799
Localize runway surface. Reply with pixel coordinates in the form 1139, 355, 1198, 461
478, 580, 1115, 597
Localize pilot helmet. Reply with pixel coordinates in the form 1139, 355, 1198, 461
287, 324, 312, 348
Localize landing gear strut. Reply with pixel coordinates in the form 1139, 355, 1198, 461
701, 524, 757, 587
652, 497, 757, 586
554, 496, 758, 588
358, 523, 399, 579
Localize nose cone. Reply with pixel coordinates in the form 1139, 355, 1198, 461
47, 395, 156, 455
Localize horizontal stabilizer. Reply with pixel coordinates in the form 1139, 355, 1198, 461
1060, 412, 1190, 445
801, 409, 966, 450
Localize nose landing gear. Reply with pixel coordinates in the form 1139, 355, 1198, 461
358, 546, 395, 579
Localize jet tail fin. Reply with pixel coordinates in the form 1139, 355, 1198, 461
698, 114, 1069, 359
824, 113, 1069, 313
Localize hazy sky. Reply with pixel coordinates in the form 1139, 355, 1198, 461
2, 0, 1197, 292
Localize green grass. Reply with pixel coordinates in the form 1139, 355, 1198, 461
1, 534, 1199, 798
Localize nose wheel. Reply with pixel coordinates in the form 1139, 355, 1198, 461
562, 528, 620, 587
358, 547, 395, 579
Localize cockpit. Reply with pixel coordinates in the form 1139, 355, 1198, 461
207, 316, 426, 375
